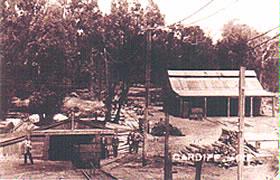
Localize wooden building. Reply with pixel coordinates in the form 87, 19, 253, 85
166, 70, 277, 118
0, 119, 115, 167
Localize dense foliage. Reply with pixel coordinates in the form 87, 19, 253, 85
0, 0, 278, 119
151, 120, 184, 136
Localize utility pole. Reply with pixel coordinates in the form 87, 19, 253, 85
104, 48, 112, 122
237, 66, 245, 180
142, 29, 151, 167
164, 111, 172, 180
164, 32, 173, 180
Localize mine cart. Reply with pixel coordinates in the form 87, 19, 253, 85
189, 108, 204, 120
72, 143, 101, 168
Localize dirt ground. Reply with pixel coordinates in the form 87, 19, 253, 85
1, 113, 277, 180
0, 154, 277, 180
101, 154, 278, 180
0, 102, 278, 179
100, 108, 278, 180
146, 106, 278, 155
0, 157, 84, 179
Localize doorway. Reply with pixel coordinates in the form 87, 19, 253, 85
48, 135, 93, 160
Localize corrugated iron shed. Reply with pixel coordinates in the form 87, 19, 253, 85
168, 70, 275, 97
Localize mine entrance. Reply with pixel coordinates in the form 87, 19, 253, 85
49, 135, 93, 161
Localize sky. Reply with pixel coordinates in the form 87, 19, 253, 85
97, 0, 279, 41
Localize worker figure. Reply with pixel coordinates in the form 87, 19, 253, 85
138, 118, 144, 133
244, 153, 248, 166
112, 135, 119, 157
127, 132, 134, 153
133, 132, 142, 153
101, 136, 108, 159
23, 135, 34, 165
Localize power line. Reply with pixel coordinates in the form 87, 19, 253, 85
188, 0, 239, 25
247, 26, 279, 42
141, 0, 234, 32
169, 0, 215, 26
252, 33, 279, 49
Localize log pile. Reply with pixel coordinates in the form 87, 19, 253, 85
176, 129, 262, 168
57, 88, 106, 118
10, 97, 30, 109
150, 121, 184, 136
0, 121, 15, 133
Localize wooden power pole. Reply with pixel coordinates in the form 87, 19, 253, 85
142, 29, 151, 167
237, 66, 245, 180
164, 32, 173, 180
164, 111, 172, 180
104, 48, 112, 122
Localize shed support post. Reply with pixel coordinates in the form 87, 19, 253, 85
250, 97, 253, 117
272, 96, 275, 117
204, 97, 207, 117
180, 98, 183, 117
71, 112, 75, 130
43, 135, 50, 160
227, 97, 231, 117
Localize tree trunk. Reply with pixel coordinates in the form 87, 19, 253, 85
114, 81, 129, 123
105, 82, 116, 122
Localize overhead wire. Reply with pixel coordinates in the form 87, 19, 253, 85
187, 0, 239, 25
169, 0, 216, 27
247, 26, 279, 42
142, 0, 237, 32
182, 0, 278, 46
252, 33, 279, 49
245, 26, 279, 53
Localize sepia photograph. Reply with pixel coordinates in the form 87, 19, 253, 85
0, 0, 278, 179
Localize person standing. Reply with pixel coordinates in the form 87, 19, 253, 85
127, 132, 134, 153
23, 135, 34, 164
134, 132, 142, 153
112, 135, 119, 157
100, 136, 108, 159
138, 118, 144, 133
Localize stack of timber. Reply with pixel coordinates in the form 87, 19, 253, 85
0, 121, 15, 133
72, 143, 101, 168
177, 129, 261, 168
111, 84, 161, 125
61, 96, 105, 117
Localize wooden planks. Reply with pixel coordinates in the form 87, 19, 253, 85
33, 129, 115, 136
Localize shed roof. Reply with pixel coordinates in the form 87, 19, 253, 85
168, 70, 275, 97
33, 129, 114, 136
168, 70, 257, 77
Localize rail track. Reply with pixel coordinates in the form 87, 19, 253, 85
0, 135, 25, 147
81, 168, 118, 180
81, 169, 91, 180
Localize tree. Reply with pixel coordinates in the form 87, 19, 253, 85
1, 1, 78, 119
101, 0, 165, 122
216, 20, 278, 92
168, 25, 216, 70
0, 0, 48, 118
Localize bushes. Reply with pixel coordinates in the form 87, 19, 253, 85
151, 121, 184, 136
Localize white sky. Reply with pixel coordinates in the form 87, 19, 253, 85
98, 0, 279, 41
